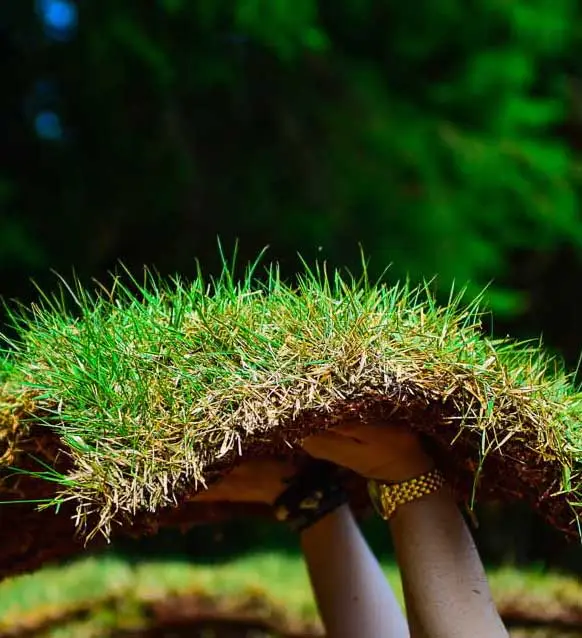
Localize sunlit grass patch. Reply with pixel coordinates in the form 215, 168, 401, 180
0, 551, 581, 637
0, 555, 133, 629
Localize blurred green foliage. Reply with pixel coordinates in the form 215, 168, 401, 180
2, 0, 582, 316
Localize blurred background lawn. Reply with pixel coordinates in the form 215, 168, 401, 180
2, 0, 582, 635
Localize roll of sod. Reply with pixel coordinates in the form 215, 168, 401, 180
1, 260, 581, 578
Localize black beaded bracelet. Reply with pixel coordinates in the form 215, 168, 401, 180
272, 459, 349, 533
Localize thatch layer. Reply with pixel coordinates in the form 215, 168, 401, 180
1, 261, 581, 562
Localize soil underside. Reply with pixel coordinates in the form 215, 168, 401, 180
1, 593, 582, 638
0, 396, 578, 579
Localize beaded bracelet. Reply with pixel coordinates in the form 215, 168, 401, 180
272, 460, 349, 533
368, 467, 446, 520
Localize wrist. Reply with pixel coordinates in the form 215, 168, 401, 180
389, 482, 452, 522
272, 460, 349, 533
367, 453, 435, 483
299, 502, 351, 539
369, 466, 447, 521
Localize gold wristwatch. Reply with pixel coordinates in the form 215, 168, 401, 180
368, 467, 446, 520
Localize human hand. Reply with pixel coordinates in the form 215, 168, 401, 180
302, 420, 434, 483
193, 459, 296, 505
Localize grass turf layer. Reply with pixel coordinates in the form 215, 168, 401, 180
1, 257, 582, 572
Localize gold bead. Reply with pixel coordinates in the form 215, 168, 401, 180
368, 468, 446, 521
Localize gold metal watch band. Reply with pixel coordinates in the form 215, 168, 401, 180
367, 467, 446, 520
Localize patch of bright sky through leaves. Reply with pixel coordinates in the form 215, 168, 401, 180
33, 0, 77, 141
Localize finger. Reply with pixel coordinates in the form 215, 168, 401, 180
240, 459, 296, 474
302, 430, 348, 446
328, 419, 363, 436
303, 429, 367, 447
331, 421, 412, 440
228, 460, 297, 486
302, 430, 355, 459
328, 423, 367, 439
310, 423, 372, 445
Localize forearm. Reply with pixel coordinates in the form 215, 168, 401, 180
301, 504, 409, 638
389, 488, 508, 638
401, 579, 429, 638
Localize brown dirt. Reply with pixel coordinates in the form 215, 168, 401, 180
0, 394, 578, 580
127, 594, 323, 638
1, 591, 582, 638
0, 593, 323, 638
